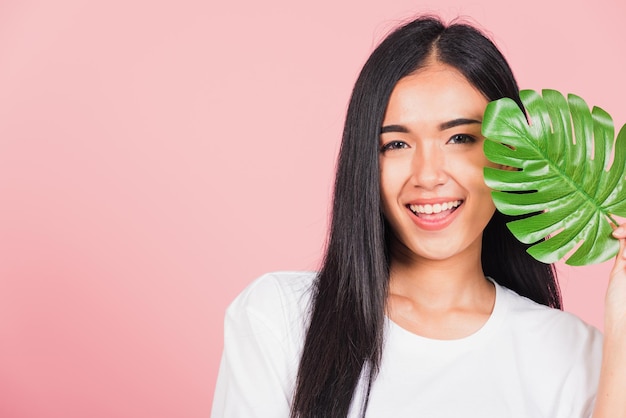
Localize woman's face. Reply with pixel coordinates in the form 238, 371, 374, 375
379, 62, 501, 264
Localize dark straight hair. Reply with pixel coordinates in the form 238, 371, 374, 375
290, 16, 560, 418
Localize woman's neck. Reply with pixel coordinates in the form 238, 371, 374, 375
386, 243, 495, 339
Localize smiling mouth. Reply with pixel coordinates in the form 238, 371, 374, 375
408, 200, 463, 217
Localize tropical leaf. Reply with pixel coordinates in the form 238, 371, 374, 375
482, 89, 626, 266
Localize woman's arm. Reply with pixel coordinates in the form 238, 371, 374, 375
592, 226, 626, 417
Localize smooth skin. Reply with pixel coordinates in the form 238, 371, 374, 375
379, 59, 626, 415
595, 225, 626, 417
380, 60, 502, 340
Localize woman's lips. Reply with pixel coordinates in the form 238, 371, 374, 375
406, 200, 464, 231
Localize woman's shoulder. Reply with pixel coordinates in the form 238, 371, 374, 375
496, 281, 602, 348
493, 282, 603, 415
225, 271, 317, 340
228, 271, 316, 311
214, 272, 317, 416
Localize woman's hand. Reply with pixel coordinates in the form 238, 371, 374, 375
605, 225, 626, 336
591, 224, 626, 418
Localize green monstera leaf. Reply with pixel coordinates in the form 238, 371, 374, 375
482, 89, 626, 266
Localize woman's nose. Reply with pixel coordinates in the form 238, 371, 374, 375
410, 145, 447, 189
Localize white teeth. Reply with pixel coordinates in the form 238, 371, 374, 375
409, 200, 462, 215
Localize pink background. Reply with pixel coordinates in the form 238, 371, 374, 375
0, 0, 624, 416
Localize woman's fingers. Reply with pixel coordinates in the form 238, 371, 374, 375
604, 224, 626, 335
612, 225, 626, 265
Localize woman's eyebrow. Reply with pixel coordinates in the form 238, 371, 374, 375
381, 118, 482, 134
439, 118, 482, 130
380, 124, 409, 134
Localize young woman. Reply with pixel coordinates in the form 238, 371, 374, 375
212, 16, 626, 418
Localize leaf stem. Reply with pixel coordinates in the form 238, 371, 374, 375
607, 214, 621, 228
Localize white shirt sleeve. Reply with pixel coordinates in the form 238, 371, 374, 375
553, 323, 603, 418
211, 273, 309, 417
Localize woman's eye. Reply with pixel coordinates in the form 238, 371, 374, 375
447, 134, 476, 144
380, 140, 409, 152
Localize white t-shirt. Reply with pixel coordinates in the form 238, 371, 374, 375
212, 271, 603, 417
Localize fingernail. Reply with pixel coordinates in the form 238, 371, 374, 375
614, 226, 625, 236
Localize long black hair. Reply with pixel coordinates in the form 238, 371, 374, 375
290, 16, 560, 418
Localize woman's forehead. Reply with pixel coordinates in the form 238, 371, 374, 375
383, 64, 487, 126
